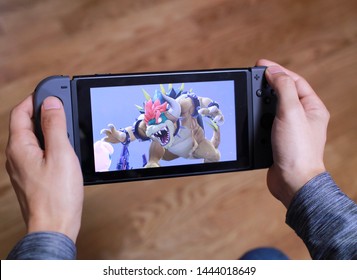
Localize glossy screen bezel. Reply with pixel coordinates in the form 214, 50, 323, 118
74, 70, 251, 185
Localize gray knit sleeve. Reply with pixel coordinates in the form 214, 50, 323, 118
286, 172, 357, 259
7, 231, 76, 260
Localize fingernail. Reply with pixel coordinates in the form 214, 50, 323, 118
43, 97, 62, 110
267, 65, 285, 75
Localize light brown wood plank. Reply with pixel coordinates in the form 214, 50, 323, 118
0, 0, 356, 259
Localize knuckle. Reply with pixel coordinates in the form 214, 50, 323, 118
5, 137, 18, 161
314, 105, 330, 125
274, 74, 295, 87
255, 58, 267, 66
41, 113, 64, 132
5, 159, 11, 173
296, 76, 308, 85
9, 105, 21, 121
322, 107, 330, 122
41, 115, 53, 131
5, 142, 12, 160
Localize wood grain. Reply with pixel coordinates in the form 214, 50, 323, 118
0, 0, 356, 259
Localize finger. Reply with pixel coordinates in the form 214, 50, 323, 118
9, 95, 34, 135
257, 59, 326, 113
41, 96, 70, 155
8, 95, 39, 147
256, 59, 304, 81
264, 65, 302, 116
256, 59, 317, 99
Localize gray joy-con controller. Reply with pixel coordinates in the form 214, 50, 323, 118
34, 76, 74, 149
251, 67, 276, 168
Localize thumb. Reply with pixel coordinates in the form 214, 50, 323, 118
41, 96, 70, 155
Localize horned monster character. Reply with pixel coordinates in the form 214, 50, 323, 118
100, 84, 225, 168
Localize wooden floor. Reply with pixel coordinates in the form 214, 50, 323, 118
0, 0, 356, 260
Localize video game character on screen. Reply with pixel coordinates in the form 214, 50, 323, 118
91, 81, 237, 172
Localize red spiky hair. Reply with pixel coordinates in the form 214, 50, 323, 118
144, 99, 168, 124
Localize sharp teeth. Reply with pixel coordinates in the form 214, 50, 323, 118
151, 126, 170, 146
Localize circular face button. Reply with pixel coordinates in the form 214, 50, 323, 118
256, 89, 263, 97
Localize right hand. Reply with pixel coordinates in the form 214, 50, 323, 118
257, 59, 330, 208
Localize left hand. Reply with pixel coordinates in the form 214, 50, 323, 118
6, 95, 84, 242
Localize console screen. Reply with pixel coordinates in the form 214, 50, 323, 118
90, 81, 237, 172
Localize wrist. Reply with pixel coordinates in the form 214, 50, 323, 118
28, 217, 80, 243
268, 164, 326, 208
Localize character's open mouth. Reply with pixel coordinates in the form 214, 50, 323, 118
153, 126, 170, 146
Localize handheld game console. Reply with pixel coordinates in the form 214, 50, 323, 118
34, 67, 276, 185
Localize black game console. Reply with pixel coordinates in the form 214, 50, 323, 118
34, 67, 276, 185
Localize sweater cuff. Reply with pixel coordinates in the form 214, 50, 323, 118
7, 231, 76, 260
286, 172, 357, 259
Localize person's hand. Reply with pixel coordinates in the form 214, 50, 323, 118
257, 59, 330, 208
6, 95, 84, 242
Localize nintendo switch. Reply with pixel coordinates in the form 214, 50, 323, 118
34, 67, 276, 185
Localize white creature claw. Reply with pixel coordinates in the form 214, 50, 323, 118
213, 115, 224, 126
100, 124, 125, 143
199, 106, 224, 126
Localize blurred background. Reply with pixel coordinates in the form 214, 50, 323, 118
0, 0, 356, 259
